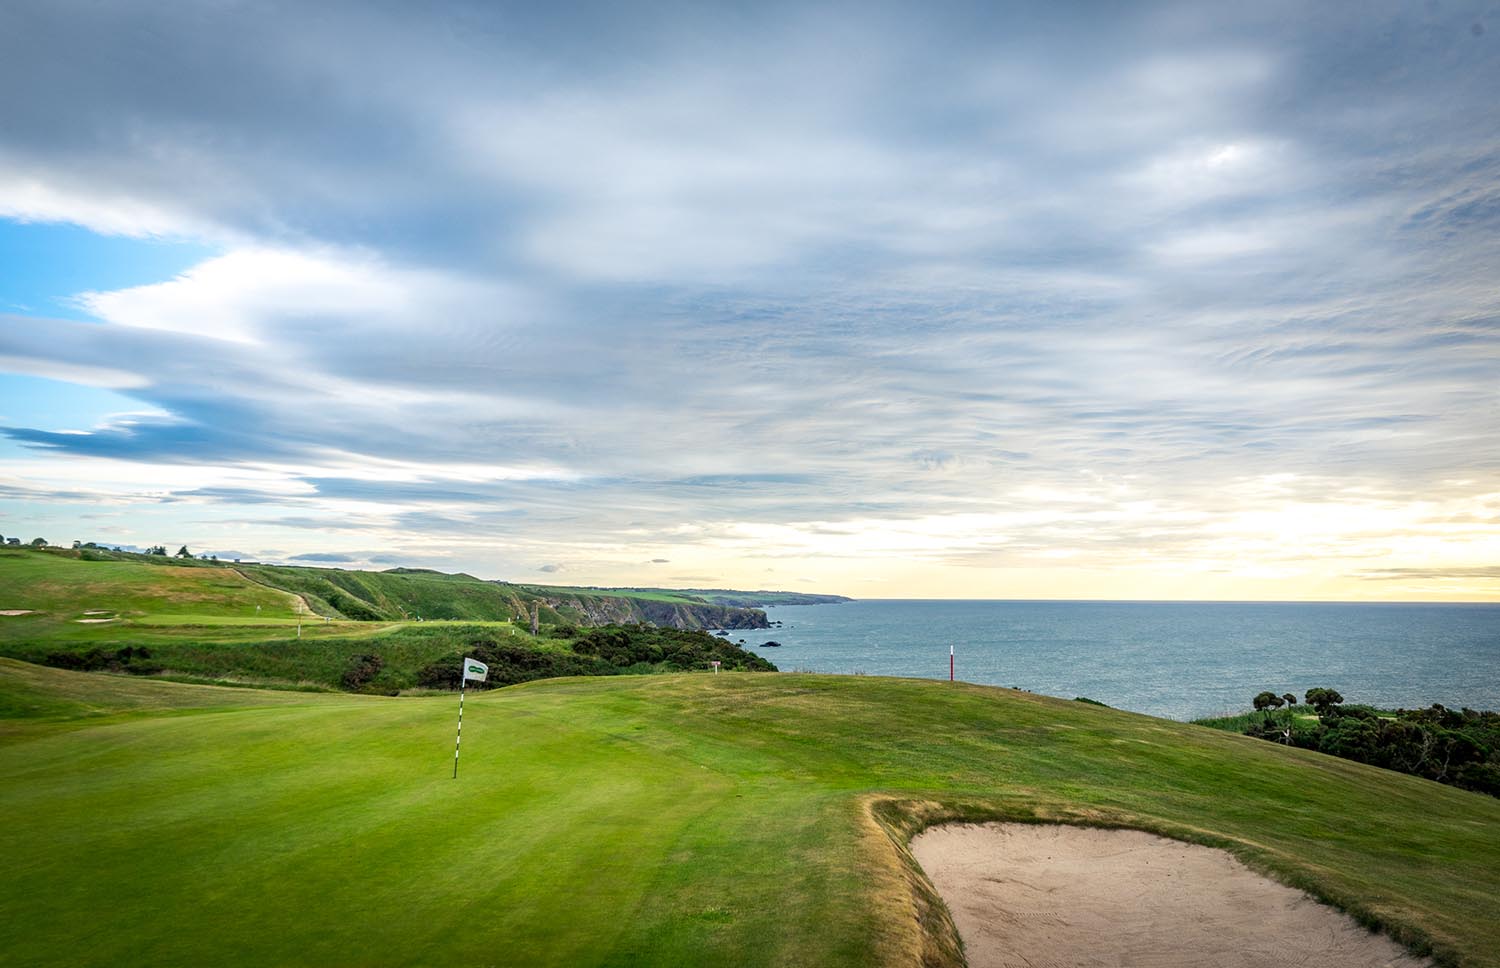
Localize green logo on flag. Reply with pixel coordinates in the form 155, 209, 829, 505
461, 656, 488, 682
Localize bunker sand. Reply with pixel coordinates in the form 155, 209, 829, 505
911, 823, 1430, 968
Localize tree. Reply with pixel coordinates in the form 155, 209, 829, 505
1279, 693, 1299, 743
29, 537, 47, 547
1253, 691, 1285, 722
1318, 715, 1378, 760
1304, 687, 1345, 717
176, 545, 192, 558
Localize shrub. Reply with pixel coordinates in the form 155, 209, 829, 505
341, 653, 385, 691
43, 647, 159, 675
1235, 687, 1500, 798
417, 642, 612, 690
414, 625, 776, 689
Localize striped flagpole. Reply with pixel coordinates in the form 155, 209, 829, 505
452, 676, 466, 779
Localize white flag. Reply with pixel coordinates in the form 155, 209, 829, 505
462, 657, 489, 682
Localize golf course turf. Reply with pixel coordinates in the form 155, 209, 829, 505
3, 659, 1499, 967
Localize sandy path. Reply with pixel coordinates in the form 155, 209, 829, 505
911, 823, 1429, 968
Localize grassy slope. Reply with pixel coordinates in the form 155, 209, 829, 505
0, 550, 303, 624
2, 548, 772, 633
243, 562, 531, 621
3, 661, 1498, 967
0, 551, 764, 691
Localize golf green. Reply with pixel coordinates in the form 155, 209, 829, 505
3, 660, 1498, 966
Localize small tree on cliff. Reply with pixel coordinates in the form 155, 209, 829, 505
1253, 691, 1285, 723
1305, 687, 1345, 718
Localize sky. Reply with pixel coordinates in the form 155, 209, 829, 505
1, 0, 1497, 601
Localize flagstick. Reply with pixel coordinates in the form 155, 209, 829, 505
453, 676, 465, 779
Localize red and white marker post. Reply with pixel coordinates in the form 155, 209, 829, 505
950, 644, 954, 681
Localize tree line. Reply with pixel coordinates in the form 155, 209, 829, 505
1240, 687, 1500, 797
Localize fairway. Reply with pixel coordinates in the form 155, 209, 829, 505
3, 661, 1499, 967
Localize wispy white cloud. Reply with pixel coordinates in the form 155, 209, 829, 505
0, 0, 1496, 598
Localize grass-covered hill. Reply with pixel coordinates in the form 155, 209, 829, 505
2, 544, 773, 628
3, 659, 1499, 967
0, 547, 774, 692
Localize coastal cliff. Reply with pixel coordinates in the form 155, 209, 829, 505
519, 591, 769, 630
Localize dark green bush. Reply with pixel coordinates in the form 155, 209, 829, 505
1238, 690, 1500, 798
44, 646, 159, 675
341, 653, 385, 691
415, 625, 775, 690
416, 642, 613, 689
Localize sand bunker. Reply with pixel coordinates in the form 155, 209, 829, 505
82, 610, 113, 615
911, 823, 1429, 968
74, 618, 117, 624
0, 609, 35, 616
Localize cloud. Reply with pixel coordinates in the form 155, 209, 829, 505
289, 552, 358, 563
203, 549, 259, 561
1357, 567, 1500, 581
0, 1, 1497, 598
0, 354, 148, 390
537, 563, 564, 573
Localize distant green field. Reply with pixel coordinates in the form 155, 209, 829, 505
0, 549, 303, 621
0, 548, 775, 633
0, 550, 772, 692
3, 660, 1498, 966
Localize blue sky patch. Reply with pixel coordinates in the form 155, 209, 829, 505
0, 219, 213, 321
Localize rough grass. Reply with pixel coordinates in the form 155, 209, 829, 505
0, 551, 777, 692
0, 551, 598, 689
0, 550, 303, 623
1, 620, 541, 692
1, 551, 766, 657
1194, 708, 1325, 732
3, 663, 1498, 967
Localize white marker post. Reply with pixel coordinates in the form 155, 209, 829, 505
453, 657, 489, 779
711, 660, 721, 674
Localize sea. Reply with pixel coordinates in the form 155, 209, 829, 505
727, 600, 1500, 721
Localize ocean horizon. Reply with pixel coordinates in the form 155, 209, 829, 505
727, 599, 1500, 721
